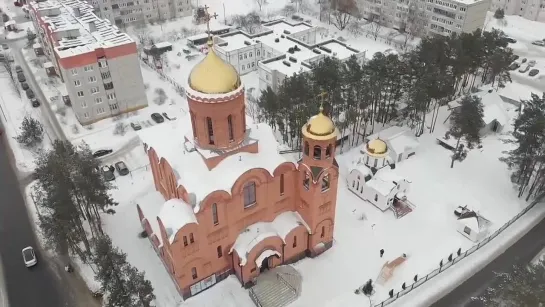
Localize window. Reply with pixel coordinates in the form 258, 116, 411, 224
304, 142, 309, 156
325, 144, 332, 159
303, 172, 310, 190
257, 50, 260, 56
77, 91, 84, 97
109, 103, 118, 110
96, 107, 105, 114
84, 65, 94, 72
217, 245, 223, 258
191, 267, 197, 279
463, 226, 471, 235
212, 203, 218, 225
313, 145, 321, 160
206, 117, 214, 145
374, 194, 378, 202
227, 115, 234, 141
252, 62, 255, 67
249, 52, 252, 57
98, 61, 108, 68
320, 226, 325, 238
183, 236, 188, 246
280, 174, 285, 195
243, 182, 256, 208
107, 93, 116, 100
89, 76, 97, 82
244, 53, 247, 59
71, 68, 78, 75
322, 174, 330, 192
239, 54, 243, 60
190, 112, 197, 138
189, 233, 194, 243
74, 80, 81, 86
293, 236, 297, 248
83, 112, 89, 118
81, 100, 87, 108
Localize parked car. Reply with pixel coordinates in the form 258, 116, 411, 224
529, 69, 540, 77
15, 65, 22, 73
31, 98, 40, 107
528, 60, 537, 67
521, 58, 528, 63
519, 64, 531, 73
115, 161, 129, 176
22, 246, 37, 267
505, 37, 517, 44
151, 113, 164, 123
512, 54, 520, 61
101, 165, 115, 181
532, 40, 545, 46
92, 149, 113, 158
21, 82, 29, 90
508, 62, 520, 70
25, 88, 35, 99
17, 72, 25, 82
130, 122, 142, 131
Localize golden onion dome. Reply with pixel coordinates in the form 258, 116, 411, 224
302, 107, 337, 141
366, 139, 388, 157
188, 42, 241, 94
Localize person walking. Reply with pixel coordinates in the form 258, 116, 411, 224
380, 249, 384, 258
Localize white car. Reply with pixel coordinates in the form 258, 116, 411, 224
532, 40, 545, 46
22, 246, 37, 267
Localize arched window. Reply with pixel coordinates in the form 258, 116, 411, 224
206, 117, 214, 145
280, 174, 285, 195
191, 267, 198, 279
303, 172, 310, 190
321, 174, 330, 192
190, 111, 197, 138
325, 144, 332, 159
217, 245, 223, 258
212, 203, 218, 225
321, 226, 325, 238
304, 142, 309, 156
243, 182, 257, 208
313, 145, 321, 160
227, 115, 234, 141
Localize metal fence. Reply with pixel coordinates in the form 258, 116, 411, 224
140, 58, 186, 103
373, 194, 545, 307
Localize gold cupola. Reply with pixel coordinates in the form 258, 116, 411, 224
366, 139, 388, 157
302, 105, 337, 141
188, 40, 241, 94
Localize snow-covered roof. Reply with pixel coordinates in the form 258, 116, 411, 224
388, 134, 419, 155
480, 92, 509, 126
29, 0, 133, 58
365, 168, 406, 196
229, 211, 310, 266
158, 199, 198, 244
458, 211, 491, 232
350, 163, 373, 179
137, 115, 289, 211
44, 62, 54, 68
375, 168, 406, 184
137, 191, 169, 245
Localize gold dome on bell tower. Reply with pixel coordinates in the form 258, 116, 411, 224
188, 8, 241, 95
302, 92, 337, 141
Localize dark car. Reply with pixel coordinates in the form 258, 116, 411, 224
1, 44, 8, 50
92, 149, 113, 158
30, 98, 40, 108
529, 69, 540, 76
505, 37, 517, 44
508, 62, 520, 70
25, 89, 35, 99
17, 72, 25, 82
21, 82, 29, 90
15, 65, 22, 73
115, 161, 129, 176
151, 113, 164, 123
101, 166, 115, 181
512, 54, 520, 61
521, 58, 528, 63
130, 122, 142, 131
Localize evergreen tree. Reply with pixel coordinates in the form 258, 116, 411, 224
125, 266, 155, 307
448, 95, 484, 168
26, 29, 37, 48
16, 116, 44, 147
476, 259, 545, 307
494, 8, 505, 19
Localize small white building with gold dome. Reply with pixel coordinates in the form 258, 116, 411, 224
134, 31, 340, 299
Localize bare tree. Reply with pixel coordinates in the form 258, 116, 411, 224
368, 12, 384, 41
400, 2, 425, 50
281, 4, 297, 17
255, 0, 268, 11
232, 12, 262, 34
331, 0, 358, 30
318, 0, 331, 22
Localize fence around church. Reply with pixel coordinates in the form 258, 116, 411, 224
372, 193, 545, 307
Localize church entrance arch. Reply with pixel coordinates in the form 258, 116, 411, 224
255, 250, 281, 273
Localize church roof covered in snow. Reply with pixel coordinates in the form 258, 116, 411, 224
158, 198, 198, 244
137, 115, 289, 212
366, 126, 419, 155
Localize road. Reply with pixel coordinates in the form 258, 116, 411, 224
431, 215, 545, 307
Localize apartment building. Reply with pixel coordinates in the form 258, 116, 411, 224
28, 0, 148, 125
359, 0, 490, 36
489, 0, 545, 22
90, 0, 192, 26
211, 19, 366, 93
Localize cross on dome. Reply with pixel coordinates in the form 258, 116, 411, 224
317, 91, 328, 113
203, 5, 219, 47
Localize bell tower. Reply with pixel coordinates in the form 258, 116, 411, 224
296, 93, 339, 257
185, 6, 246, 151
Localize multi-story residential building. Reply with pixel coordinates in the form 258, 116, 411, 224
90, 0, 192, 27
489, 0, 545, 22
211, 19, 366, 93
28, 0, 148, 125
359, 0, 490, 36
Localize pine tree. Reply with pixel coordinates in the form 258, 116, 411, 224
26, 29, 37, 48
494, 8, 505, 19
16, 116, 44, 147
476, 259, 545, 307
448, 95, 484, 168
125, 266, 155, 307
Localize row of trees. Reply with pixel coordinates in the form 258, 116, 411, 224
33, 140, 154, 306
256, 28, 514, 149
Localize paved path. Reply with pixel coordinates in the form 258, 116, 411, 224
431, 215, 545, 307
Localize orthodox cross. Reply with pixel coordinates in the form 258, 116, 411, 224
317, 91, 328, 113
204, 5, 219, 44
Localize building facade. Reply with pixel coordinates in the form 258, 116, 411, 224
359, 0, 490, 36
28, 0, 148, 125
489, 0, 545, 22
90, 0, 192, 26
136, 39, 339, 299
